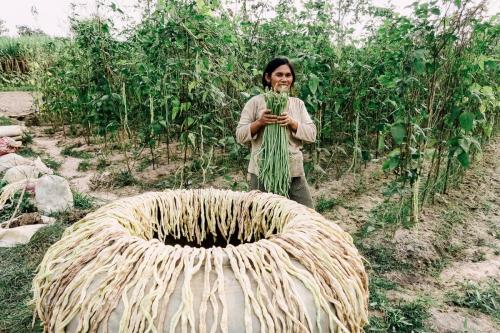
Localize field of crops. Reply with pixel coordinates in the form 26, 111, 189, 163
5, 0, 494, 219
0, 0, 499, 332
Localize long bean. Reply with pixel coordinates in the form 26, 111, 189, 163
257, 90, 290, 197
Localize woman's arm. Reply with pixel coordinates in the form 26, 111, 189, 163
236, 98, 277, 144
285, 100, 316, 143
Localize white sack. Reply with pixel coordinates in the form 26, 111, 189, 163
35, 175, 73, 214
2, 157, 53, 183
0, 153, 31, 172
0, 125, 27, 137
0, 224, 47, 247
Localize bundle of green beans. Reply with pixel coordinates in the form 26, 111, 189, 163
257, 90, 291, 196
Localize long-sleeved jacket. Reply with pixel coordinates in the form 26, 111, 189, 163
236, 94, 317, 177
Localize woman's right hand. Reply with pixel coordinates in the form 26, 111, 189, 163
250, 109, 277, 136
257, 109, 278, 126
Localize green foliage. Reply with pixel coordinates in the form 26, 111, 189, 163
0, 181, 36, 223
447, 280, 500, 321
16, 0, 500, 213
112, 170, 138, 188
73, 191, 94, 210
367, 274, 431, 332
0, 116, 14, 125
42, 157, 61, 171
0, 35, 57, 89
367, 298, 431, 333
315, 196, 338, 213
368, 276, 397, 311
357, 199, 411, 238
61, 145, 92, 159
77, 160, 91, 171
96, 157, 110, 170
21, 132, 33, 145
16, 147, 36, 157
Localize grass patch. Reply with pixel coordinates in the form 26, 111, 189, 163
0, 116, 14, 126
357, 242, 408, 273
315, 196, 340, 213
21, 132, 33, 145
0, 185, 36, 223
356, 199, 411, 238
42, 127, 56, 135
367, 298, 431, 333
96, 157, 110, 170
61, 145, 92, 159
77, 160, 92, 172
73, 191, 94, 211
17, 147, 37, 158
446, 280, 499, 321
41, 157, 61, 171
0, 222, 67, 332
471, 250, 487, 263
368, 275, 398, 310
112, 170, 138, 188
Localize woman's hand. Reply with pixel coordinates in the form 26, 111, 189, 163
257, 109, 278, 126
277, 112, 298, 132
250, 109, 277, 136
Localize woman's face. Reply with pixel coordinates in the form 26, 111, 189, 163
265, 64, 293, 92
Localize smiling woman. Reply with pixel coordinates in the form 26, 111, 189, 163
236, 57, 317, 208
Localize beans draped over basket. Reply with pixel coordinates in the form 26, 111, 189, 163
32, 189, 369, 332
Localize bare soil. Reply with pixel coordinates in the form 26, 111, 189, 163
0, 91, 35, 118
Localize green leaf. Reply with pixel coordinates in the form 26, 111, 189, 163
454, 0, 462, 7
383, 156, 400, 171
378, 75, 398, 88
430, 7, 441, 15
457, 151, 470, 168
383, 149, 400, 171
172, 106, 180, 120
308, 74, 319, 94
459, 112, 474, 132
188, 81, 197, 93
413, 59, 426, 74
390, 123, 406, 144
481, 86, 493, 97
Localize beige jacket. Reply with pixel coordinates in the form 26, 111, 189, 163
236, 94, 317, 177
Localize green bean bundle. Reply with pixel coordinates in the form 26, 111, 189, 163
257, 90, 290, 196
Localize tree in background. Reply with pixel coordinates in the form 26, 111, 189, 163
16, 25, 46, 37
0, 19, 8, 36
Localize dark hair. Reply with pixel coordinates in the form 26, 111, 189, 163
262, 57, 295, 89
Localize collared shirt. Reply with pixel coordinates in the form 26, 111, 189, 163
236, 94, 317, 177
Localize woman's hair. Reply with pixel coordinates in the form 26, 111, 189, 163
262, 57, 295, 89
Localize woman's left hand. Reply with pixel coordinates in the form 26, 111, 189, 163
277, 112, 299, 132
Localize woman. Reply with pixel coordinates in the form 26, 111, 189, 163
236, 57, 316, 208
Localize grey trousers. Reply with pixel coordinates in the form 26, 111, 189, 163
248, 173, 314, 208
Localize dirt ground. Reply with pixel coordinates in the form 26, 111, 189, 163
0, 91, 36, 118
1, 91, 499, 332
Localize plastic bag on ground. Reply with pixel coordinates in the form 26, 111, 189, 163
0, 125, 26, 138
0, 153, 31, 172
2, 157, 53, 183
0, 224, 47, 247
35, 175, 73, 214
0, 137, 22, 156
